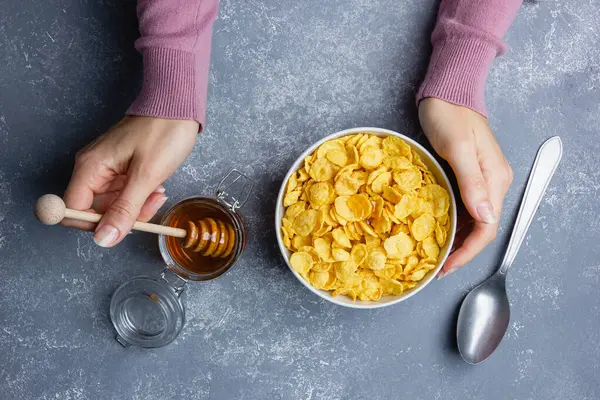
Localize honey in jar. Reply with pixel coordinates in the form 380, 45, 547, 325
161, 197, 246, 280
158, 170, 252, 281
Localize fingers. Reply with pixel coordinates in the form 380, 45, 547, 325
437, 173, 507, 278
93, 178, 158, 247
63, 162, 96, 212
137, 192, 168, 222
92, 191, 168, 225
446, 141, 497, 225
92, 186, 166, 214
97, 175, 165, 195
437, 181, 505, 279
450, 212, 474, 253
439, 147, 513, 279
65, 190, 167, 234
61, 208, 99, 231
63, 164, 165, 232
438, 221, 497, 278
436, 140, 498, 279
62, 160, 101, 231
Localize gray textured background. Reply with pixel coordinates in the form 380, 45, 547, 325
1, 0, 599, 399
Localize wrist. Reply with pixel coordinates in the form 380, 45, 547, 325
126, 48, 205, 129
417, 38, 500, 117
123, 116, 199, 136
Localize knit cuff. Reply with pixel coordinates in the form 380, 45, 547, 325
416, 38, 499, 117
127, 47, 205, 127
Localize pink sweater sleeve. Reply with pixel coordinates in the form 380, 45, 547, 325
416, 0, 522, 116
126, 0, 218, 129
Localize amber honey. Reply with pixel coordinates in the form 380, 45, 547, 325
160, 197, 245, 281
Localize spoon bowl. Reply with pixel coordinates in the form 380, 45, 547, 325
457, 272, 510, 364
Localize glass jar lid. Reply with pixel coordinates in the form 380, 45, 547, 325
109, 275, 185, 348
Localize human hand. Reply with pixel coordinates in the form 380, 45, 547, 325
63, 116, 198, 247
418, 98, 513, 278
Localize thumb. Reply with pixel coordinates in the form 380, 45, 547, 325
447, 145, 497, 224
93, 179, 155, 247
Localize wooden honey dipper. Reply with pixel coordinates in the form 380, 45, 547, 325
182, 218, 236, 258
34, 194, 235, 258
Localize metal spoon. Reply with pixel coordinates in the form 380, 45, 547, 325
457, 136, 563, 364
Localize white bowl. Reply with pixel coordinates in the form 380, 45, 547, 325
275, 127, 457, 309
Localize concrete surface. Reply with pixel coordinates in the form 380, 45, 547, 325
1, 0, 599, 399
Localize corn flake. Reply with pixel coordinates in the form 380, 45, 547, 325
371, 171, 393, 193
292, 235, 312, 250
317, 140, 345, 159
411, 213, 436, 241
383, 155, 412, 170
364, 235, 381, 249
349, 243, 367, 266
410, 269, 427, 281
380, 279, 404, 295
290, 252, 313, 277
332, 228, 352, 248
366, 248, 387, 270
384, 232, 415, 259
382, 136, 408, 154
283, 190, 302, 207
382, 185, 403, 204
335, 261, 360, 285
347, 194, 372, 220
346, 145, 359, 165
326, 149, 348, 167
359, 147, 383, 170
435, 223, 446, 247
393, 167, 422, 191
335, 195, 361, 222
309, 182, 334, 208
332, 248, 350, 261
285, 201, 306, 221
394, 193, 418, 220
293, 209, 318, 236
310, 158, 338, 182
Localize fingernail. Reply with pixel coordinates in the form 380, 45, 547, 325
94, 225, 119, 247
438, 265, 456, 279
148, 196, 168, 215
477, 202, 497, 224
155, 186, 166, 193
157, 196, 168, 207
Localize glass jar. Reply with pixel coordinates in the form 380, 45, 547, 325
158, 196, 246, 281
109, 170, 253, 348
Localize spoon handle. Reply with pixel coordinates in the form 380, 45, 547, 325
499, 136, 563, 275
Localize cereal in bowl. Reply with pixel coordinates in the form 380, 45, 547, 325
281, 133, 451, 301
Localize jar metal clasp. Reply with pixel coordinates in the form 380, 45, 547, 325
216, 169, 254, 212
160, 268, 187, 297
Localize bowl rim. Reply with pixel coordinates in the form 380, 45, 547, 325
275, 127, 457, 309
